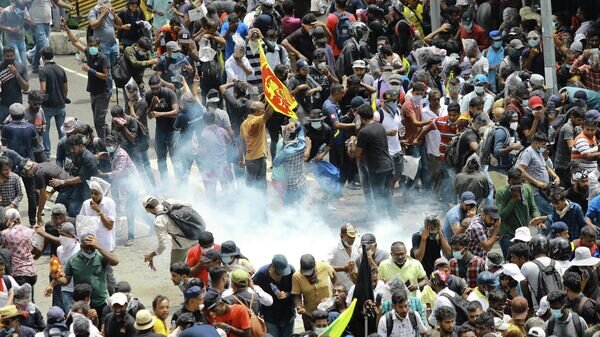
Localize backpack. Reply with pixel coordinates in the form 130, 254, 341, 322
112, 54, 131, 88
157, 201, 206, 247
532, 260, 563, 302
445, 133, 463, 170
549, 109, 573, 154
479, 125, 510, 167
546, 311, 584, 337
334, 12, 352, 49
576, 296, 596, 318
233, 293, 266, 337
440, 293, 469, 325
385, 310, 418, 337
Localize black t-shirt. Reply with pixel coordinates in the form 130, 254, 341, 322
356, 122, 393, 174
144, 88, 178, 131
518, 111, 549, 148
171, 307, 206, 327
304, 123, 333, 160
285, 28, 316, 62
567, 188, 588, 215
103, 313, 136, 337
35, 162, 70, 190
457, 128, 480, 169
0, 61, 28, 107
39, 62, 67, 108
117, 8, 145, 44
85, 49, 109, 95
411, 232, 442, 276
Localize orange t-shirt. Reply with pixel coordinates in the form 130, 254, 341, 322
211, 305, 251, 337
185, 244, 221, 285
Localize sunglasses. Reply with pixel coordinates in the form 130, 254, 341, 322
573, 171, 589, 180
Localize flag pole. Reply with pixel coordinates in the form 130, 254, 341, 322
364, 315, 368, 337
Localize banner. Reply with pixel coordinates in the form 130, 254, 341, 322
319, 298, 357, 337
258, 42, 298, 119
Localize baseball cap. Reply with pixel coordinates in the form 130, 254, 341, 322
527, 30, 540, 40
550, 221, 568, 235
434, 257, 449, 269
511, 296, 529, 320
259, 0, 275, 6
47, 306, 65, 323
178, 32, 191, 43
501, 263, 525, 282
166, 41, 181, 52
206, 90, 220, 104
300, 254, 316, 276
271, 254, 291, 276
489, 30, 502, 41
536, 296, 549, 316
460, 191, 477, 205
115, 281, 132, 293
529, 96, 544, 109
511, 227, 532, 242
351, 96, 366, 108
110, 292, 128, 306
184, 286, 203, 299
203, 289, 222, 310
361, 233, 377, 245
586, 109, 600, 121
509, 39, 524, 50
52, 204, 68, 215
383, 89, 399, 101
570, 41, 584, 53
340, 223, 358, 238
528, 327, 545, 337
474, 74, 488, 85
296, 59, 309, 70
509, 27, 523, 37
200, 249, 221, 263
461, 11, 473, 24
352, 60, 366, 69
231, 269, 249, 287
574, 90, 588, 101
482, 204, 500, 220
529, 74, 545, 88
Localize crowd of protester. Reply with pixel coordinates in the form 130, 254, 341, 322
1, 0, 600, 336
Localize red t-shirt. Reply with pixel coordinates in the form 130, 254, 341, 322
211, 304, 251, 337
185, 243, 221, 285
458, 24, 490, 51
326, 11, 356, 57
401, 99, 422, 143
429, 116, 460, 160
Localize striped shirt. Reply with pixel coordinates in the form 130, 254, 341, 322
571, 132, 598, 172
428, 116, 459, 160
245, 42, 264, 89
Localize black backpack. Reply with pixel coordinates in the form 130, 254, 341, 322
112, 54, 131, 88
385, 310, 419, 337
546, 311, 584, 337
334, 12, 352, 49
440, 293, 469, 325
445, 133, 463, 170
157, 201, 206, 247
532, 260, 563, 302
479, 125, 510, 167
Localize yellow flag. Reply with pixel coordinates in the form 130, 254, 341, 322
319, 298, 357, 337
258, 42, 298, 119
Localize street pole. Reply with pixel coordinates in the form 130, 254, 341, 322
540, 0, 557, 93
430, 0, 441, 31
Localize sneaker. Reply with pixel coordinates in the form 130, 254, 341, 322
26, 50, 34, 65
125, 240, 134, 246
347, 181, 361, 190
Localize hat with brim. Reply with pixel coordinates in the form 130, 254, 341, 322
571, 247, 600, 267
307, 109, 326, 121
134, 310, 156, 330
60, 117, 78, 134
220, 241, 241, 257
0, 305, 22, 320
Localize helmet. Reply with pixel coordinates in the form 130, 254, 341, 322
477, 271, 499, 287
549, 237, 571, 261
529, 234, 549, 257
350, 22, 369, 41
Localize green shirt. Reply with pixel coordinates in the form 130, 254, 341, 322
64, 251, 109, 308
496, 183, 540, 237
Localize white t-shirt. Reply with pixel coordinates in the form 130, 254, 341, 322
57, 241, 81, 293
380, 107, 403, 156
421, 105, 448, 156
0, 275, 17, 307
79, 197, 117, 252
377, 310, 428, 337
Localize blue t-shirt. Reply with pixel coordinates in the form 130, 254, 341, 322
220, 21, 249, 60
442, 204, 465, 240
180, 324, 221, 337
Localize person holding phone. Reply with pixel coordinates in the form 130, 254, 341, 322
464, 204, 502, 259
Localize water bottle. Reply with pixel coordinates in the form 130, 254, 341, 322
270, 283, 279, 294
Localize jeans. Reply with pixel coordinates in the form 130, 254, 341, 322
406, 143, 430, 190
61, 290, 73, 312
370, 170, 394, 218
534, 189, 553, 216
0, 105, 9, 124
31, 23, 50, 71
5, 39, 27, 65
50, 275, 63, 310
90, 93, 109, 138
22, 175, 37, 225
100, 42, 119, 97
154, 127, 175, 183
357, 163, 374, 213
43, 107, 66, 157
265, 319, 295, 337
481, 165, 495, 206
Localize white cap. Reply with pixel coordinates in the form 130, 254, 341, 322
501, 263, 525, 282
352, 60, 366, 68
528, 327, 546, 337
110, 292, 128, 306
536, 296, 549, 316
494, 317, 509, 331
511, 227, 532, 242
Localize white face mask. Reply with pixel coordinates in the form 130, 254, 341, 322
510, 122, 518, 131
311, 121, 322, 129
474, 86, 484, 94
314, 327, 326, 335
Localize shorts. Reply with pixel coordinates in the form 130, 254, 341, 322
392, 152, 403, 177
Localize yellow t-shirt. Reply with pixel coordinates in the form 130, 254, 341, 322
378, 257, 427, 296
153, 317, 169, 336
291, 262, 335, 313
240, 114, 268, 161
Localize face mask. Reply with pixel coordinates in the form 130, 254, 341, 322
314, 327, 326, 335
88, 47, 99, 56
1, 328, 14, 336
342, 239, 352, 248
509, 49, 521, 60
464, 23, 473, 32
198, 304, 205, 311
80, 250, 96, 259
137, 50, 146, 57
565, 64, 572, 69
510, 122, 518, 130
474, 86, 484, 94
412, 96, 422, 106
59, 236, 76, 251
551, 309, 562, 319
315, 62, 326, 71
222, 256, 234, 265
15, 7, 23, 15
311, 121, 322, 129
453, 250, 464, 260
521, 100, 529, 107
14, 299, 28, 306
106, 146, 115, 153
377, 45, 383, 53
178, 280, 186, 292
538, 147, 546, 154
493, 41, 502, 49
528, 39, 539, 48
171, 52, 180, 60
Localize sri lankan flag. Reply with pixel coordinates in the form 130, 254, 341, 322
50, 255, 62, 278
258, 42, 298, 120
